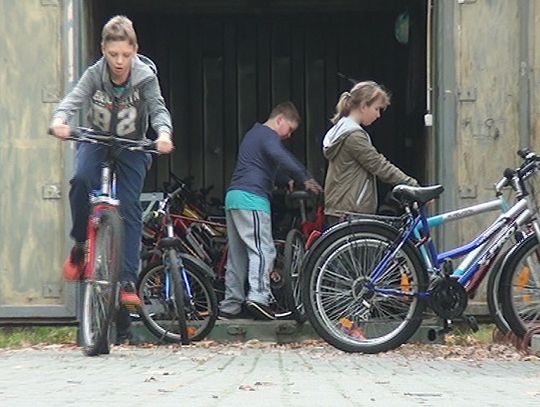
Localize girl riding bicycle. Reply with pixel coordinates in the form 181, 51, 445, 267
49, 16, 174, 317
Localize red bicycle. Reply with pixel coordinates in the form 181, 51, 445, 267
273, 191, 325, 322
57, 127, 157, 356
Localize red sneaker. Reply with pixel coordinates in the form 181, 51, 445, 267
63, 245, 85, 281
120, 282, 142, 309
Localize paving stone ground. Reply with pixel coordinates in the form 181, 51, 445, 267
0, 344, 539, 407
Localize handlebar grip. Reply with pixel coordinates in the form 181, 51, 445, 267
517, 148, 531, 159
503, 168, 516, 179
168, 184, 185, 200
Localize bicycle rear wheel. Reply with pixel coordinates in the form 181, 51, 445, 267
138, 254, 217, 343
269, 239, 293, 318
500, 234, 540, 337
80, 207, 122, 356
301, 221, 427, 353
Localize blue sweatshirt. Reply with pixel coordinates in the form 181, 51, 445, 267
227, 123, 311, 202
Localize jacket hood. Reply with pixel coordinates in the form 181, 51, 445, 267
99, 54, 157, 87
322, 116, 363, 159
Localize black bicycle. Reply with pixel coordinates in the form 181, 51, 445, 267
138, 184, 218, 344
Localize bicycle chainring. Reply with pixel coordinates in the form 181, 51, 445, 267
429, 277, 468, 319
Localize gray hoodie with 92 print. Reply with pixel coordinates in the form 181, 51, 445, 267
52, 54, 172, 140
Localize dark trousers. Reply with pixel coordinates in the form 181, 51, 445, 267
69, 143, 151, 283
325, 215, 342, 227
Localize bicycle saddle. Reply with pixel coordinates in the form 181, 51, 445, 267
392, 184, 444, 205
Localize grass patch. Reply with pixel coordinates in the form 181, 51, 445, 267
0, 326, 77, 348
446, 323, 496, 346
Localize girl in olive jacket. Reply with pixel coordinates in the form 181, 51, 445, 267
323, 81, 418, 224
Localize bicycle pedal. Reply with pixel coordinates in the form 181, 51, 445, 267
463, 315, 479, 332
123, 304, 139, 313
438, 319, 453, 335
442, 259, 454, 276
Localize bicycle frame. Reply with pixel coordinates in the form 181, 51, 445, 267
414, 197, 510, 272
368, 195, 537, 298
84, 158, 120, 279
153, 189, 196, 306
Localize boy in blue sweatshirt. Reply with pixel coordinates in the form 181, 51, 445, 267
220, 102, 322, 320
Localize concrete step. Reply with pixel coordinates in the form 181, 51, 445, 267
128, 318, 445, 345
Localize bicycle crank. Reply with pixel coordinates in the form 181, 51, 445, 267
429, 277, 468, 319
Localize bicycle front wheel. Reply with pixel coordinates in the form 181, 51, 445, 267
138, 254, 217, 343
486, 249, 512, 334
80, 207, 122, 356
500, 234, 540, 337
282, 229, 307, 323
302, 221, 427, 353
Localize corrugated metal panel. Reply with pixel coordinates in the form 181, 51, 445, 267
0, 0, 75, 318
446, 0, 527, 311
101, 9, 429, 202
454, 0, 521, 245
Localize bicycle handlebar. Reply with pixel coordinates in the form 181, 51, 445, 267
495, 149, 540, 195
48, 127, 159, 153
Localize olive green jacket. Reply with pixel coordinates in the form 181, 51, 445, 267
323, 120, 417, 216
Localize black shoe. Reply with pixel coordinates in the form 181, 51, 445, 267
218, 309, 251, 320
115, 331, 133, 345
115, 305, 133, 345
245, 300, 276, 320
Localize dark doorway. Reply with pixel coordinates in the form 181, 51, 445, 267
88, 0, 427, 203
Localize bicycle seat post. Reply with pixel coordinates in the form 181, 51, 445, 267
100, 164, 112, 197
99, 145, 116, 198
299, 198, 307, 224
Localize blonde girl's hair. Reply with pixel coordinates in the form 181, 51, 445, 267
331, 81, 391, 124
101, 15, 138, 47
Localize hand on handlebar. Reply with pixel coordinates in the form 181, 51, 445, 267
304, 178, 323, 194
156, 132, 174, 154
49, 119, 71, 140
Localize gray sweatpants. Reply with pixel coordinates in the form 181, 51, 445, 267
220, 209, 276, 314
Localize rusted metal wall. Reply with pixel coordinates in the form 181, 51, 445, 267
0, 0, 75, 319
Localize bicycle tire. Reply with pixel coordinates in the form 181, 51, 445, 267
282, 229, 307, 323
486, 246, 516, 334
301, 220, 428, 353
80, 206, 122, 356
270, 239, 293, 319
500, 234, 540, 337
138, 254, 218, 342
167, 249, 190, 344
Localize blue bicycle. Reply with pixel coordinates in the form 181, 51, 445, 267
302, 151, 540, 353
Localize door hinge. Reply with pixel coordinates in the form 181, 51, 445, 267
43, 284, 61, 298
42, 184, 62, 199
458, 185, 477, 199
458, 88, 477, 102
